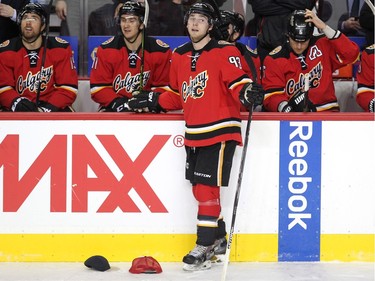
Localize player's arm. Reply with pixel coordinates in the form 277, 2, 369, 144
305, 9, 360, 66
90, 46, 120, 108
43, 44, 78, 111
356, 48, 375, 112
0, 51, 38, 111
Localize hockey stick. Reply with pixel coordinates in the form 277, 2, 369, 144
364, 0, 375, 15
303, 73, 310, 112
35, 0, 53, 107
139, 0, 149, 91
205, 0, 222, 20
220, 104, 254, 281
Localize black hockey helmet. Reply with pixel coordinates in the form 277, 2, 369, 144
119, 1, 145, 23
220, 10, 245, 37
213, 10, 245, 41
17, 3, 47, 26
184, 2, 217, 26
287, 10, 314, 42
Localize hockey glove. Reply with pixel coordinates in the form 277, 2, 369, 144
239, 82, 265, 109
369, 98, 375, 113
11, 97, 38, 112
287, 90, 316, 112
108, 97, 131, 112
38, 101, 59, 112
128, 90, 163, 113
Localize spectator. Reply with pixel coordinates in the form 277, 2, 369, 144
356, 44, 375, 112
337, 0, 365, 37
128, 2, 264, 271
0, 0, 30, 43
89, 1, 172, 112
147, 0, 185, 36
359, 0, 374, 46
261, 9, 360, 112
247, 0, 317, 62
88, 0, 123, 36
0, 3, 78, 112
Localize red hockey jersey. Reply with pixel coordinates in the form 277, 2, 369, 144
158, 39, 253, 147
90, 35, 172, 107
262, 33, 359, 112
356, 44, 375, 112
0, 36, 78, 110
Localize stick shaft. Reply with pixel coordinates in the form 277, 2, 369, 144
220, 105, 254, 281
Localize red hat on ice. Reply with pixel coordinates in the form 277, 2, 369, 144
129, 256, 162, 274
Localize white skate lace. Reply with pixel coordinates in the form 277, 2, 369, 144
190, 245, 208, 258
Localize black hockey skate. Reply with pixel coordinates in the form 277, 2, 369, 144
182, 244, 215, 271
210, 237, 227, 263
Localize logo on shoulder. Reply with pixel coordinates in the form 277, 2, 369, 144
156, 39, 169, 48
55, 37, 68, 44
269, 46, 282, 55
102, 37, 115, 45
367, 44, 375, 50
218, 40, 232, 45
246, 45, 257, 54
0, 40, 10, 48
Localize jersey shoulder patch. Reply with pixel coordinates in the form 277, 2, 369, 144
0, 37, 23, 53
269, 46, 282, 55
48, 36, 70, 49
102, 36, 115, 45
218, 40, 233, 45
156, 39, 169, 48
0, 40, 10, 49
365, 44, 375, 54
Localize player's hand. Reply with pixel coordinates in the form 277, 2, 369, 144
239, 82, 265, 109
108, 97, 131, 112
287, 90, 316, 112
38, 101, 59, 112
128, 90, 163, 113
369, 98, 375, 112
11, 97, 38, 112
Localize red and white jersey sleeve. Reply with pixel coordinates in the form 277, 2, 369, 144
90, 36, 171, 107
0, 37, 78, 110
356, 44, 375, 112
158, 39, 252, 147
262, 33, 360, 112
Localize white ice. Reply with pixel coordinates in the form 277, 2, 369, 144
0, 262, 373, 281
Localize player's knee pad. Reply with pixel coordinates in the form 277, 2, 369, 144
193, 183, 221, 217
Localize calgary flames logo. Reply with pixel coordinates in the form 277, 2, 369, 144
286, 62, 323, 96
181, 71, 208, 102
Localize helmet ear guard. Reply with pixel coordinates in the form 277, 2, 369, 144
287, 10, 314, 42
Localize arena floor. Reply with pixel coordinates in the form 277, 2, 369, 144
0, 261, 373, 281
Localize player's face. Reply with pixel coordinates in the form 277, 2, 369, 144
120, 15, 143, 41
20, 12, 44, 41
289, 37, 310, 55
187, 13, 212, 42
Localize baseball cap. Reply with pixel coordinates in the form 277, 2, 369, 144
129, 256, 162, 274
84, 255, 110, 272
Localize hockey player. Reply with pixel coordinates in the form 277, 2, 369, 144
89, 1, 172, 112
214, 10, 261, 87
0, 3, 78, 112
261, 9, 360, 112
127, 2, 264, 271
356, 44, 375, 112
